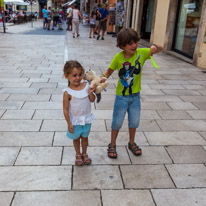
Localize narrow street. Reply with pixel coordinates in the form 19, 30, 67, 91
0, 20, 206, 206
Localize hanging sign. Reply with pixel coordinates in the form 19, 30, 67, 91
0, 0, 4, 9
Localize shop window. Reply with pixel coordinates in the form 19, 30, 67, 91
173, 0, 203, 58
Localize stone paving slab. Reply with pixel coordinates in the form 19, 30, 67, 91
167, 102, 198, 110
129, 146, 172, 164
1, 110, 35, 120
152, 189, 206, 206
145, 132, 206, 145
166, 164, 206, 188
22, 102, 62, 110
102, 190, 155, 206
73, 165, 123, 190
0, 88, 39, 94
15, 147, 62, 166
33, 110, 64, 120
166, 146, 206, 163
0, 101, 24, 109
0, 120, 42, 131
12, 191, 101, 206
0, 132, 53, 146
0, 192, 14, 206
192, 102, 206, 110
157, 110, 192, 120
7, 94, 50, 101
0, 110, 5, 117
121, 165, 175, 189
187, 110, 206, 119
0, 166, 71, 191
0, 147, 20, 165
157, 120, 206, 131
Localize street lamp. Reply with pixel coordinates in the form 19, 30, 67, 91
24, 0, 36, 27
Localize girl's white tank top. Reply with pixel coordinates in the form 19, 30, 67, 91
73, 9, 79, 19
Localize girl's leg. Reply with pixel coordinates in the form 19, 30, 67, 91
73, 137, 83, 165
92, 28, 95, 37
72, 20, 75, 37
76, 21, 79, 36
89, 27, 92, 38
81, 137, 91, 165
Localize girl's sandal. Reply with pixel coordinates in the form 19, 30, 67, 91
128, 142, 142, 156
107, 144, 117, 158
82, 154, 92, 165
75, 155, 84, 166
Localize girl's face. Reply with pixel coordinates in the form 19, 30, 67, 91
122, 41, 138, 57
65, 67, 84, 87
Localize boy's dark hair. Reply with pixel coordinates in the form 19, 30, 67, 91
117, 28, 140, 48
63, 60, 84, 75
74, 4, 78, 9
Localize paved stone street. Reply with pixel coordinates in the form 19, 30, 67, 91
0, 21, 206, 206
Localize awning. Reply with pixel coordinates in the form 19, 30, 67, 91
62, 0, 76, 7
4, 0, 29, 5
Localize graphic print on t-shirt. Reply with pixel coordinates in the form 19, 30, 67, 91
119, 55, 141, 96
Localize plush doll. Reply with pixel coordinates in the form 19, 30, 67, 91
84, 69, 109, 103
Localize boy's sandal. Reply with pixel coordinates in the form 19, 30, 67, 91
82, 154, 92, 165
128, 142, 142, 156
107, 144, 117, 158
75, 155, 84, 166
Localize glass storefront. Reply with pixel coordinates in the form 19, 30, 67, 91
173, 0, 203, 58
141, 0, 154, 39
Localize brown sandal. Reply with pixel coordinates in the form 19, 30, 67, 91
128, 142, 142, 156
75, 155, 84, 166
107, 144, 117, 158
82, 154, 92, 165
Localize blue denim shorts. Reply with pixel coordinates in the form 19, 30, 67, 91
111, 93, 141, 130
67, 124, 91, 140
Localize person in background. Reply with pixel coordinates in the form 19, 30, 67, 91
97, 3, 109, 40
52, 4, 59, 30
47, 7, 52, 30
58, 15, 63, 30
72, 4, 83, 38
88, 10, 96, 38
67, 4, 73, 31
42, 5, 48, 29
94, 4, 101, 35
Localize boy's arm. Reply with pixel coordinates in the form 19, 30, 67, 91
100, 68, 114, 82
150, 44, 163, 56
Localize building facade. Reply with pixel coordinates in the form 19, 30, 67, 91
126, 0, 206, 69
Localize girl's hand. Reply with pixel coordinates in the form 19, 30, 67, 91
68, 124, 74, 133
89, 84, 96, 94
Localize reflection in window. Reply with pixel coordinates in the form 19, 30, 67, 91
174, 0, 202, 58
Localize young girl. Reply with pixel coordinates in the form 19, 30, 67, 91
89, 11, 96, 38
63, 61, 96, 166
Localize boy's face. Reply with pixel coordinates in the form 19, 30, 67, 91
122, 41, 138, 56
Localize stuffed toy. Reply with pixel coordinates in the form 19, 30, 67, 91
84, 69, 109, 103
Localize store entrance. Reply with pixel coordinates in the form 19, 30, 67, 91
173, 0, 203, 58
141, 0, 154, 40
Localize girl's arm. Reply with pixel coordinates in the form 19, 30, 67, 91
78, 11, 83, 19
88, 87, 96, 102
150, 44, 163, 56
63, 91, 74, 133
94, 15, 96, 24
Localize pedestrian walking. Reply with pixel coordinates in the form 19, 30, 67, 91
72, 4, 83, 38
58, 15, 63, 30
88, 11, 96, 38
63, 60, 96, 166
97, 3, 109, 40
94, 3, 102, 35
66, 4, 73, 31
52, 4, 59, 30
47, 7, 52, 30
100, 28, 163, 158
42, 6, 48, 29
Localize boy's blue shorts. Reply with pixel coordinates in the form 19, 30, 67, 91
67, 124, 91, 140
111, 93, 141, 130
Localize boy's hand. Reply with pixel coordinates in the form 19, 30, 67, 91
100, 75, 107, 83
150, 44, 163, 56
68, 124, 74, 133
